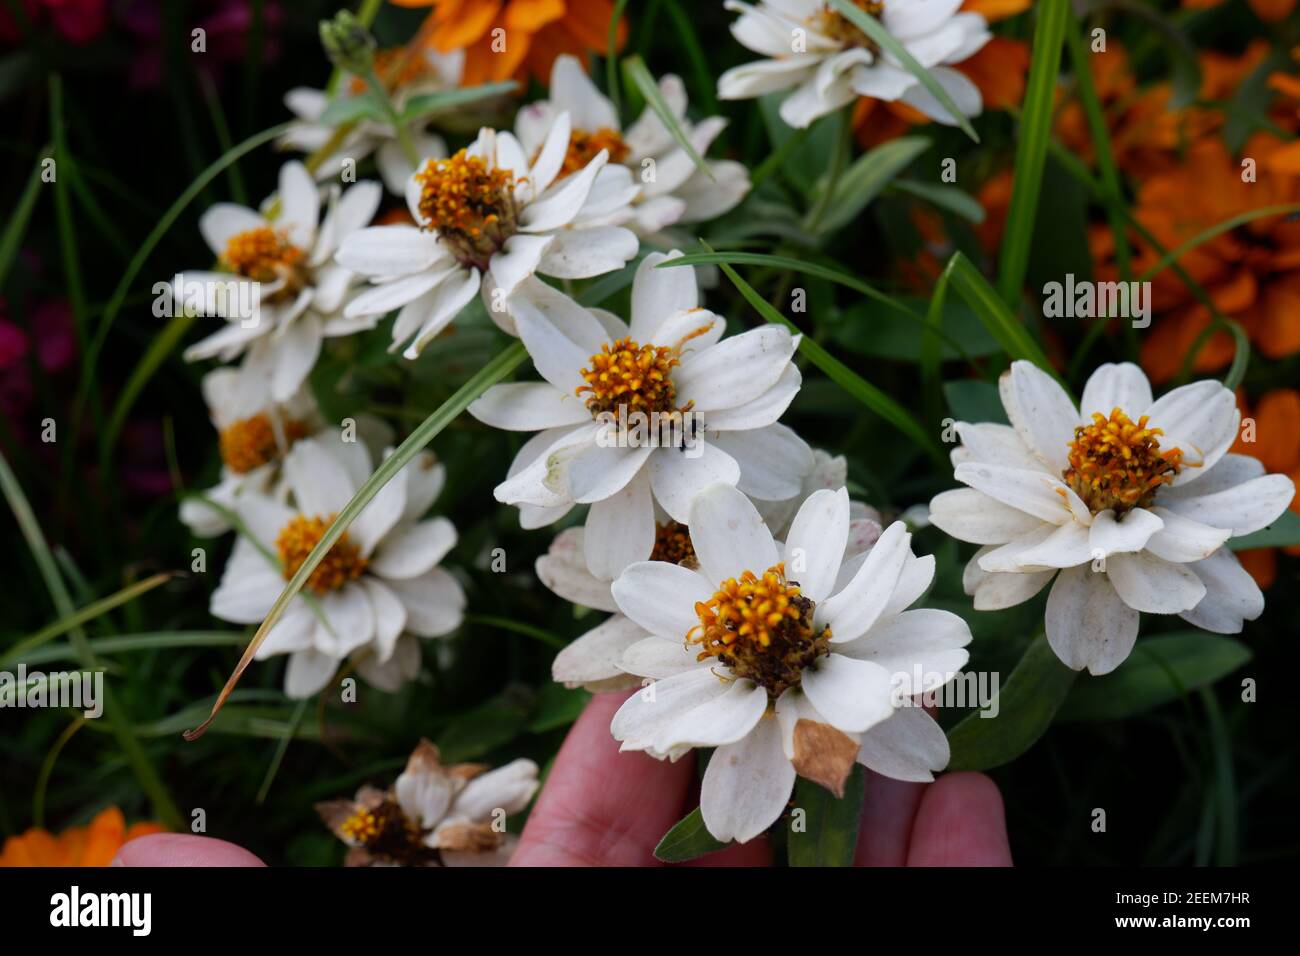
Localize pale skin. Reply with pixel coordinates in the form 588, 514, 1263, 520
113, 692, 1013, 867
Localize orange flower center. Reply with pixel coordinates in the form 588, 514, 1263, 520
688, 562, 831, 696
576, 337, 683, 417
221, 226, 308, 295
414, 149, 519, 269
218, 414, 310, 474
560, 127, 631, 179
813, 0, 885, 51
275, 514, 368, 594
650, 520, 697, 566
1063, 407, 1183, 514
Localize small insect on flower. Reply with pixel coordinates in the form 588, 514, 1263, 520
607, 482, 971, 844
929, 361, 1297, 674
317, 740, 538, 866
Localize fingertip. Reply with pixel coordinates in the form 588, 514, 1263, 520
906, 771, 1013, 867
111, 833, 267, 867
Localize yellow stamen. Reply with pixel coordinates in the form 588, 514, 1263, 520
221, 226, 306, 287
813, 0, 885, 51
275, 514, 368, 594
413, 149, 518, 268
559, 127, 630, 179
576, 337, 683, 417
1063, 407, 1183, 514
218, 414, 309, 474
650, 520, 697, 567
688, 562, 830, 696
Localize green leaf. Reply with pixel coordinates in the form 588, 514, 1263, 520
1, 572, 177, 667
398, 81, 518, 123
826, 0, 979, 143
437, 695, 531, 763
624, 54, 710, 178
183, 342, 528, 741
1058, 633, 1251, 722
890, 178, 985, 224
947, 634, 1077, 771
788, 765, 865, 867
995, 0, 1069, 306
318, 90, 387, 125
944, 379, 1008, 425
1228, 509, 1300, 550
813, 136, 930, 234
654, 807, 729, 863
831, 296, 997, 362
0, 143, 48, 291
12, 631, 248, 668
944, 252, 1057, 376
528, 684, 590, 733
707, 251, 945, 464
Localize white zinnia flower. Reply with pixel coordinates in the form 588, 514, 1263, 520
335, 120, 640, 356
468, 251, 813, 581
182, 161, 383, 401
318, 739, 538, 867
544, 460, 883, 694
281, 47, 463, 194
929, 360, 1296, 675
179, 366, 321, 538
515, 54, 751, 239
718, 0, 991, 129
209, 435, 465, 698
610, 482, 971, 844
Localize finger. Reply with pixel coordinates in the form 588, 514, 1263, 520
854, 771, 926, 866
510, 689, 696, 866
111, 834, 266, 867
905, 772, 1013, 866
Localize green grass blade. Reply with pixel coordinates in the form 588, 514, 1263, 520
624, 54, 712, 179
73, 121, 293, 468
0, 449, 183, 829
1, 572, 177, 667
100, 312, 197, 467
995, 0, 1069, 307
788, 766, 865, 867
49, 76, 87, 346
708, 252, 945, 464
397, 81, 519, 123
944, 251, 1056, 376
607, 0, 631, 115
11, 631, 248, 668
810, 135, 930, 234
890, 178, 985, 224
183, 342, 528, 740
1137, 204, 1300, 284
826, 0, 979, 143
0, 143, 49, 290
654, 807, 729, 862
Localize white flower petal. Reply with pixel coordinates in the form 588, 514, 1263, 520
200, 203, 265, 257
1160, 474, 1295, 537
335, 225, 444, 277
611, 560, 713, 639
1045, 564, 1138, 675
856, 707, 950, 783
801, 654, 895, 733
551, 614, 646, 690
711, 424, 814, 502
537, 226, 638, 279
369, 517, 456, 579
1143, 379, 1239, 484
1088, 507, 1164, 559
630, 251, 699, 341
820, 521, 911, 643
699, 714, 794, 844
1106, 551, 1206, 614
999, 361, 1079, 474
781, 488, 850, 603
835, 608, 971, 688
285, 648, 339, 698
383, 567, 466, 636
584, 467, 655, 580
1079, 362, 1153, 420
469, 382, 590, 431
928, 487, 1047, 544
687, 481, 779, 585
535, 527, 619, 612
1179, 549, 1265, 634
1144, 506, 1232, 563
649, 441, 742, 524
953, 462, 1078, 525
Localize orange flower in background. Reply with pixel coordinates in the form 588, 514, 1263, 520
396, 0, 626, 86
1183, 0, 1296, 22
1125, 135, 1300, 383
0, 807, 163, 867
1055, 41, 1270, 180
1229, 389, 1300, 588
855, 1, 1031, 148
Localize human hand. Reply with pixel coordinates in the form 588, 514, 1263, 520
510, 691, 1013, 866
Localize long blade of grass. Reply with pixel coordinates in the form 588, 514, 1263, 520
12, 631, 248, 668
944, 251, 1056, 377
0, 449, 183, 829
183, 342, 528, 741
810, 135, 930, 234
826, 0, 979, 143
1, 572, 177, 667
73, 121, 293, 469
49, 76, 87, 347
707, 251, 945, 464
1137, 204, 1300, 284
624, 54, 713, 179
995, 0, 1069, 307
0, 143, 49, 290
101, 312, 197, 466
607, 0, 632, 116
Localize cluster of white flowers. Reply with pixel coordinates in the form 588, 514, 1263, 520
174, 5, 1295, 854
